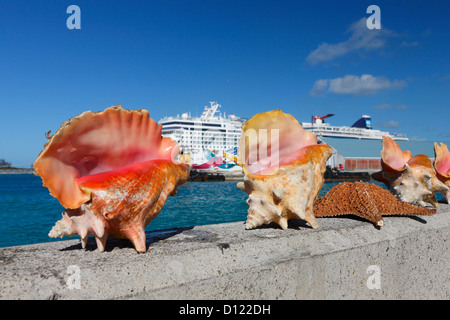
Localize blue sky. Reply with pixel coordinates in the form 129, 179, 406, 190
0, 0, 449, 167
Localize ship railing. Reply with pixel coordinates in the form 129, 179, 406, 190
390, 132, 408, 139
311, 126, 378, 136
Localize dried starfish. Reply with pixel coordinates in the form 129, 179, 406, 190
313, 182, 436, 227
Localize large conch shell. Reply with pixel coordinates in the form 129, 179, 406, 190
434, 142, 450, 203
34, 105, 189, 253
237, 109, 332, 230
372, 137, 448, 208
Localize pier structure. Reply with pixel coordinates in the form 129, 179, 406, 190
1, 204, 448, 299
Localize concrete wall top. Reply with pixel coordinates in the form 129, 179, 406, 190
0, 204, 449, 300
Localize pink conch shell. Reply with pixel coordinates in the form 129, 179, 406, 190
434, 142, 450, 202
380, 136, 412, 171
237, 109, 332, 230
372, 137, 448, 208
34, 105, 189, 252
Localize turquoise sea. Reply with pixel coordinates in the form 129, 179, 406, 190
0, 174, 390, 248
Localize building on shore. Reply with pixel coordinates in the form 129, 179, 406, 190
321, 137, 446, 171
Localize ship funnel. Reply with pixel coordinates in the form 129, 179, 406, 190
351, 115, 372, 129
312, 113, 334, 124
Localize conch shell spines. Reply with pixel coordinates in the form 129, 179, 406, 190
237, 109, 332, 230
372, 137, 448, 207
34, 105, 189, 253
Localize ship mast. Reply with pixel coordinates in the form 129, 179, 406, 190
200, 101, 221, 120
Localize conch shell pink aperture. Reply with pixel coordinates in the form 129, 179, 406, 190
237, 109, 333, 230
372, 137, 448, 208
34, 105, 189, 253
434, 142, 450, 202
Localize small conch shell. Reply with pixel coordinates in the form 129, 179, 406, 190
372, 137, 448, 208
237, 109, 332, 230
34, 105, 189, 253
434, 142, 450, 202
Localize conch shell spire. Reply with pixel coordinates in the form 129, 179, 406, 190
237, 109, 332, 229
34, 105, 189, 253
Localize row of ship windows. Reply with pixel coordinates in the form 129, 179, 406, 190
163, 131, 239, 138
162, 121, 241, 130
163, 126, 226, 132
185, 139, 236, 143
185, 143, 233, 146
162, 121, 223, 127
162, 127, 240, 133
182, 144, 236, 149
190, 142, 238, 145
185, 135, 238, 139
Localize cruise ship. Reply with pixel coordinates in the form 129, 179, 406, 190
159, 102, 244, 166
159, 104, 409, 172
302, 114, 408, 141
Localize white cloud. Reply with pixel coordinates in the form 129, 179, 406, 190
373, 103, 408, 110
306, 18, 393, 65
309, 79, 329, 97
373, 104, 392, 110
310, 74, 407, 96
377, 121, 402, 128
410, 136, 428, 141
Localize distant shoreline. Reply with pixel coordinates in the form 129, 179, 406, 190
0, 168, 34, 174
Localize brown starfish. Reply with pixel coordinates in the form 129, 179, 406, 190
313, 182, 436, 227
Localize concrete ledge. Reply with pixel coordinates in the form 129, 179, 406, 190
1, 204, 449, 300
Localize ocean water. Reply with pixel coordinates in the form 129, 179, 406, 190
0, 174, 395, 248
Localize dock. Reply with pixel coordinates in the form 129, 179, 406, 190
324, 167, 371, 181
189, 168, 373, 182
188, 170, 244, 181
